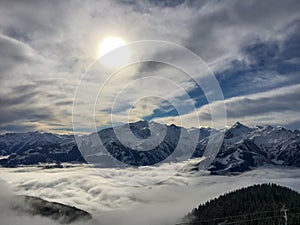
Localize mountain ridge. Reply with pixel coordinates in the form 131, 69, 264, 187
0, 121, 299, 175
5, 194, 93, 224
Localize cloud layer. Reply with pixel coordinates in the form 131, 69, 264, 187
0, 164, 300, 225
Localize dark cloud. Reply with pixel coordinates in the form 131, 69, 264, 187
185, 0, 300, 61
11, 84, 37, 93
55, 100, 74, 106
0, 35, 36, 76
0, 106, 53, 125
0, 124, 37, 133
226, 91, 300, 119
0, 84, 56, 132
0, 91, 38, 106
148, 0, 185, 8
214, 24, 300, 99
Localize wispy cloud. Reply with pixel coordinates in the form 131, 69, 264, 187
0, 0, 300, 133
155, 83, 300, 128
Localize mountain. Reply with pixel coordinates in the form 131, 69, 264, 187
181, 183, 300, 225
79, 121, 210, 167
0, 121, 299, 175
8, 195, 92, 224
0, 131, 74, 155
0, 131, 84, 167
202, 122, 300, 174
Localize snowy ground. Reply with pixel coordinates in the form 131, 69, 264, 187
0, 164, 300, 225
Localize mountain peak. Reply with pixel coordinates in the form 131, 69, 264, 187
129, 120, 149, 128
231, 121, 246, 128
224, 122, 253, 139
256, 124, 273, 131
275, 125, 287, 131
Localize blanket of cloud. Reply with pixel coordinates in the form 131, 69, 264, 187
1, 0, 300, 134
0, 179, 97, 225
0, 164, 300, 225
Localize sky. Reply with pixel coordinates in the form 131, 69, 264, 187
0, 0, 300, 134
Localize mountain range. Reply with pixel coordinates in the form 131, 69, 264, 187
0, 121, 299, 175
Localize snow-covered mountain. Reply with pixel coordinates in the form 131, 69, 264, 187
0, 132, 79, 167
203, 122, 300, 174
79, 120, 210, 167
0, 131, 74, 155
0, 121, 299, 175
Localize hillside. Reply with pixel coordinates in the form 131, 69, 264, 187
0, 194, 93, 224
182, 183, 300, 225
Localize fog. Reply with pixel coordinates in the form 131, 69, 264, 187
0, 164, 300, 225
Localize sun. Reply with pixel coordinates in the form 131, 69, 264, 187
98, 36, 130, 68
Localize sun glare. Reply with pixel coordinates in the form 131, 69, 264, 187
98, 36, 130, 68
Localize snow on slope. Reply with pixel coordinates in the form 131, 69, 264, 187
0, 121, 299, 175
206, 122, 300, 174
0, 132, 74, 155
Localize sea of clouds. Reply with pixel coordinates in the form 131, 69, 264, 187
0, 163, 300, 225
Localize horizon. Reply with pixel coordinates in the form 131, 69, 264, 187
1, 120, 299, 136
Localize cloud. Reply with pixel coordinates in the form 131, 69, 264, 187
1, 0, 300, 133
0, 34, 36, 76
185, 0, 300, 64
0, 165, 300, 225
153, 84, 300, 129
0, 0, 204, 133
0, 179, 89, 225
1, 175, 102, 225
